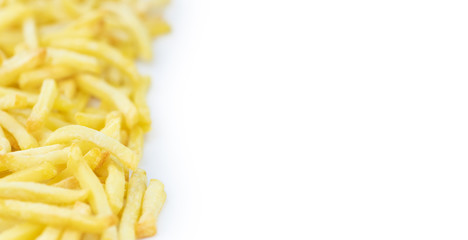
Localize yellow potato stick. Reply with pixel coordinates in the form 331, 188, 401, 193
3, 148, 68, 171
105, 159, 125, 214
0, 162, 57, 182
0, 126, 11, 156
136, 179, 166, 238
45, 115, 70, 130
0, 110, 38, 150
119, 169, 147, 240
101, 111, 122, 140
0, 199, 116, 233
103, 3, 152, 60
0, 4, 30, 31
0, 48, 45, 86
26, 79, 58, 132
120, 129, 129, 145
75, 112, 106, 130
60, 201, 91, 240
77, 74, 139, 127
51, 177, 80, 189
36, 227, 62, 240
0, 223, 43, 240
0, 94, 28, 109
134, 76, 152, 131
19, 66, 72, 89
49, 38, 141, 84
45, 125, 138, 170
45, 48, 101, 74
0, 181, 88, 204
22, 17, 39, 49
128, 126, 144, 160
68, 144, 118, 240
6, 144, 63, 155
3, 130, 19, 152
58, 79, 76, 99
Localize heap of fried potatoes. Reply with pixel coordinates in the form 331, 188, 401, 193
0, 0, 169, 239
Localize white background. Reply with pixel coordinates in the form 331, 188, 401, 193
140, 0, 468, 239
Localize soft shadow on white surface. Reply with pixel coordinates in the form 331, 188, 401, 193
137, 0, 468, 239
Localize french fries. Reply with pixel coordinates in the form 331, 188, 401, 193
120, 169, 147, 240
0, 199, 115, 233
0, 1, 168, 238
136, 179, 167, 238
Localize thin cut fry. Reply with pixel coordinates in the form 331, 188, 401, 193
0, 162, 57, 182
0, 181, 88, 204
0, 199, 116, 233
136, 179, 166, 238
0, 110, 38, 150
36, 227, 62, 240
75, 112, 106, 130
0, 126, 11, 156
105, 159, 125, 215
2, 148, 68, 171
26, 79, 58, 131
51, 177, 79, 189
22, 17, 39, 49
45, 125, 138, 170
0, 223, 43, 240
119, 169, 147, 240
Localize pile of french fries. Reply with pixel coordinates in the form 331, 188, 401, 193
0, 0, 169, 239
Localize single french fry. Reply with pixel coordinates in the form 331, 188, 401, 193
134, 76, 152, 131
0, 181, 88, 204
0, 199, 116, 233
0, 94, 28, 109
68, 144, 118, 240
19, 66, 72, 89
0, 162, 57, 182
3, 148, 68, 171
51, 177, 80, 189
45, 125, 138, 170
0, 126, 11, 156
45, 47, 101, 74
48, 38, 141, 84
0, 48, 45, 86
77, 74, 139, 127
60, 201, 91, 240
101, 111, 122, 140
128, 126, 144, 161
0, 110, 38, 150
58, 79, 76, 99
36, 227, 62, 240
105, 159, 125, 215
75, 112, 106, 130
119, 169, 147, 240
26, 79, 58, 132
22, 17, 39, 49
0, 223, 43, 240
136, 179, 166, 238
